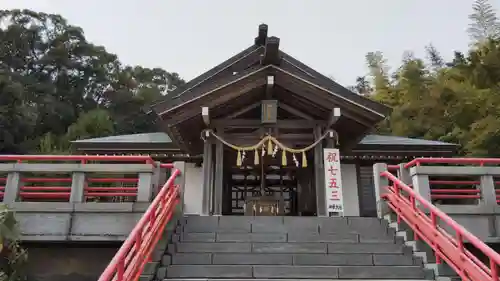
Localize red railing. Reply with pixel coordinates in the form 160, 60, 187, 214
0, 155, 171, 201
98, 167, 180, 281
381, 170, 500, 281
0, 155, 156, 165
405, 157, 500, 168
0, 177, 140, 200
401, 158, 500, 204
387, 164, 400, 171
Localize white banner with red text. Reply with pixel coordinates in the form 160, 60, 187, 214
323, 148, 344, 214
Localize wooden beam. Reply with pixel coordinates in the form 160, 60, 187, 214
224, 101, 261, 119
212, 119, 320, 129
327, 107, 341, 128
226, 133, 314, 141
201, 138, 213, 215
254, 23, 268, 46
313, 126, 327, 216
213, 128, 224, 215
261, 36, 281, 65
279, 102, 314, 120
153, 44, 266, 116
202, 107, 210, 126
164, 71, 268, 125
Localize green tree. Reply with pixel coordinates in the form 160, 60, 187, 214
467, 0, 500, 43
366, 51, 390, 92
0, 9, 185, 154
0, 76, 35, 153
349, 76, 372, 96
425, 44, 445, 72
65, 109, 114, 142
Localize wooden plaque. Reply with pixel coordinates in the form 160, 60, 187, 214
261, 100, 277, 124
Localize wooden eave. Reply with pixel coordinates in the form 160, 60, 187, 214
152, 45, 390, 121
157, 65, 386, 126
157, 65, 269, 125
150, 24, 393, 154
159, 65, 389, 154
151, 45, 265, 115
279, 51, 391, 116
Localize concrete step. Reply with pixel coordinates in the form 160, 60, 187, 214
173, 232, 395, 243
172, 242, 408, 254
165, 279, 433, 281
163, 265, 428, 279
168, 253, 418, 266
181, 216, 390, 235
158, 217, 431, 280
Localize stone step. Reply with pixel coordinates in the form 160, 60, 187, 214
165, 279, 433, 281
181, 217, 389, 235
164, 265, 428, 279
168, 253, 418, 266
172, 242, 407, 254
183, 216, 384, 225
173, 232, 395, 243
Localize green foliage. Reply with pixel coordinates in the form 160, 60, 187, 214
359, 1, 500, 157
0, 9, 186, 154
368, 35, 500, 156
0, 204, 28, 281
468, 0, 500, 43
425, 44, 445, 72
65, 109, 114, 142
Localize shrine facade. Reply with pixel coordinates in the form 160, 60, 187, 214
73, 24, 458, 217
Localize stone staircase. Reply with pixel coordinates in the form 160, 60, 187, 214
156, 216, 434, 280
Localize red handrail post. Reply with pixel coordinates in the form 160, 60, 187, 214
379, 169, 500, 281
98, 164, 181, 281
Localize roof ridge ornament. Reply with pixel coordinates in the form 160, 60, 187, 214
254, 24, 268, 46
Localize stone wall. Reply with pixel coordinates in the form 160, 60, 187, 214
25, 243, 119, 281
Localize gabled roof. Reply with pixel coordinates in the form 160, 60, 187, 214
151, 45, 265, 115
359, 135, 457, 147
151, 24, 390, 118
72, 132, 171, 143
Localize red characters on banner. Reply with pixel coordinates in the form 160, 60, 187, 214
326, 152, 338, 163
324, 148, 343, 213
328, 166, 338, 176
329, 177, 338, 188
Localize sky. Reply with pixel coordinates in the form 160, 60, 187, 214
1, 0, 498, 86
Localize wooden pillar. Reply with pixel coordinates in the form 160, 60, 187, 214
201, 138, 213, 216
314, 126, 327, 216
213, 128, 224, 215
325, 135, 335, 148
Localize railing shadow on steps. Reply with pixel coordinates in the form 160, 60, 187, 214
98, 164, 180, 281
379, 158, 500, 281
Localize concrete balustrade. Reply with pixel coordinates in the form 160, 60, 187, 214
0, 161, 185, 242
374, 163, 500, 242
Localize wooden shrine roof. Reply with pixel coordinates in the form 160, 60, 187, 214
147, 24, 396, 154
151, 25, 389, 118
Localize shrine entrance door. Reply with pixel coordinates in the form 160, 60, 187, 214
222, 148, 316, 216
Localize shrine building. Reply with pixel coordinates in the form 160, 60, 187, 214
72, 24, 458, 217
